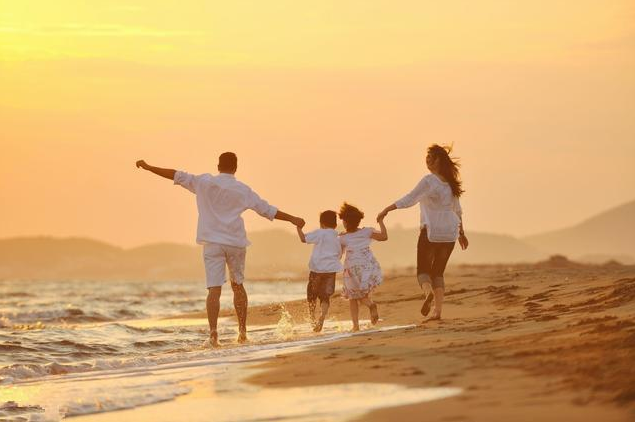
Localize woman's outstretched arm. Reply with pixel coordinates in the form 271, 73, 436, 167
376, 203, 397, 221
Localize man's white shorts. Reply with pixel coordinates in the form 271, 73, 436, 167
203, 243, 246, 288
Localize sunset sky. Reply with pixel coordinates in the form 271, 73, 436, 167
1, 0, 634, 247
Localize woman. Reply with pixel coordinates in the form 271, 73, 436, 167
377, 144, 468, 320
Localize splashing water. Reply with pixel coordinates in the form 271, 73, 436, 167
275, 304, 295, 340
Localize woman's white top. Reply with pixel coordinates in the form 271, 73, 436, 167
394, 173, 463, 242
339, 227, 375, 253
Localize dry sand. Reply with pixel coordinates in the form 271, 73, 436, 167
240, 263, 635, 421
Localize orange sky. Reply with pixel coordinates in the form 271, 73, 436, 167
1, 0, 634, 247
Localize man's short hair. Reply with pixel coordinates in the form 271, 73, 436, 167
218, 152, 238, 172
320, 210, 337, 229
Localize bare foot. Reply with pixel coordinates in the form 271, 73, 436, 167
421, 293, 433, 317
237, 331, 248, 344
313, 318, 324, 333
428, 314, 442, 321
351, 325, 360, 332
206, 331, 220, 348
370, 303, 379, 325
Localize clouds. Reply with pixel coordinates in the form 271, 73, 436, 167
2, 0, 634, 67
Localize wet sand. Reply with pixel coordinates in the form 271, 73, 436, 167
72, 264, 635, 421
242, 264, 635, 421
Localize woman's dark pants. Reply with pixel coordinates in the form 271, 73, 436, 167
417, 228, 455, 289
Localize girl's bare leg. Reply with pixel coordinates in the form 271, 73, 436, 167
359, 296, 379, 325
358, 297, 370, 307
349, 299, 360, 331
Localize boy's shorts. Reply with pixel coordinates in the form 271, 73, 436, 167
203, 243, 246, 288
307, 272, 336, 303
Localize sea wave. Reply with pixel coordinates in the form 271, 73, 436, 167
0, 401, 45, 420
0, 307, 151, 327
0, 325, 387, 385
0, 349, 206, 384
62, 382, 191, 419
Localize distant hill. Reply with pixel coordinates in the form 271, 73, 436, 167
0, 229, 544, 282
1, 199, 632, 281
0, 237, 202, 281
524, 200, 635, 263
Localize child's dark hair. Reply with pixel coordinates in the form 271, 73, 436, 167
319, 210, 337, 229
338, 203, 364, 231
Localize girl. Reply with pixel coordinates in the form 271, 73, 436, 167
378, 144, 468, 321
338, 202, 388, 331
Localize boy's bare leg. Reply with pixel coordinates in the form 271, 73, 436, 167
349, 299, 360, 331
206, 287, 221, 347
308, 300, 317, 324
314, 301, 329, 332
231, 282, 248, 342
431, 287, 444, 320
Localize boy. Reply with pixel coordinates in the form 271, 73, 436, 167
296, 210, 343, 332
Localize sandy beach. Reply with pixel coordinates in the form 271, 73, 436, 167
4, 1, 634, 420
242, 262, 635, 421
66, 261, 635, 422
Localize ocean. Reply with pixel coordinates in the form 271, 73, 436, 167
0, 279, 460, 421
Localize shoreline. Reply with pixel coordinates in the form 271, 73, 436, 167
19, 264, 635, 421
69, 325, 461, 422
240, 264, 635, 421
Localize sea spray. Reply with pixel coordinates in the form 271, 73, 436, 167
331, 318, 344, 333
275, 304, 295, 340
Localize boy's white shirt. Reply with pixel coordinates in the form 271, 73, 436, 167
305, 228, 343, 273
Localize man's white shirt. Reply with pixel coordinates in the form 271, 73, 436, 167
174, 171, 277, 248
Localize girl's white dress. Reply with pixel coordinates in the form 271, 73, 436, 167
340, 227, 383, 299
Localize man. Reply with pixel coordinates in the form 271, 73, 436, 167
136, 152, 305, 347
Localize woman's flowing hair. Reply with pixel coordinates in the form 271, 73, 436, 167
428, 144, 464, 198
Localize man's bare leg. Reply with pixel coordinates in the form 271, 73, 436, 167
231, 282, 248, 343
206, 287, 221, 347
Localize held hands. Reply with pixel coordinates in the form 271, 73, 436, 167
293, 217, 306, 229
377, 204, 396, 222
136, 160, 149, 170
376, 210, 387, 223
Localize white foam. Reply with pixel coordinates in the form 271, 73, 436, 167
162, 383, 461, 422
1, 325, 448, 421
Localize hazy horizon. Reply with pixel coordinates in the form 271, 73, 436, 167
1, 1, 634, 247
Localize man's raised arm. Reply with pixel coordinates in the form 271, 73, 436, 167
136, 160, 176, 180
